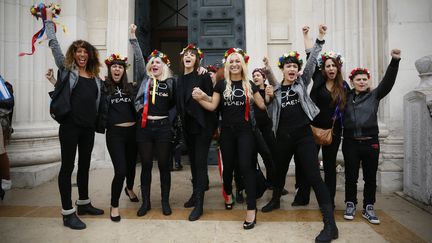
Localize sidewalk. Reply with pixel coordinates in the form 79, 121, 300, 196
1, 165, 431, 242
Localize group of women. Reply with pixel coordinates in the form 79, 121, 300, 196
44, 4, 401, 243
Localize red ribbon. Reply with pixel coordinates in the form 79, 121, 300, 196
140, 79, 151, 128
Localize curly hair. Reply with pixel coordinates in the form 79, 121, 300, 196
64, 40, 101, 77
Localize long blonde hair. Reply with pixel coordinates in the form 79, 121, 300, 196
223, 52, 253, 102
145, 57, 173, 81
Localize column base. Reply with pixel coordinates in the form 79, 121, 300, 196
378, 171, 403, 193
10, 162, 61, 188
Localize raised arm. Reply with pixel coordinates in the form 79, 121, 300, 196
301, 24, 327, 87
375, 49, 401, 100
262, 57, 278, 86
303, 26, 324, 87
129, 24, 147, 82
45, 6, 65, 69
192, 87, 220, 111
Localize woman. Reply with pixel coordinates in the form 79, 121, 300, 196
129, 24, 175, 217
262, 25, 339, 242
103, 54, 138, 222
293, 26, 348, 208
342, 49, 401, 225
46, 6, 104, 230
192, 48, 271, 230
177, 44, 216, 221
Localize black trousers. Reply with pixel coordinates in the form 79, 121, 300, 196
254, 122, 277, 187
106, 125, 137, 207
274, 125, 331, 206
295, 131, 341, 205
219, 124, 256, 210
342, 137, 380, 208
58, 122, 95, 210
136, 119, 173, 200
184, 127, 212, 195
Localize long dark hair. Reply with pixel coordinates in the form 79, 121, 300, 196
64, 40, 101, 77
105, 63, 133, 95
179, 49, 200, 74
321, 58, 346, 111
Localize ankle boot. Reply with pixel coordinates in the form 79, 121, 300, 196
188, 191, 204, 221
63, 212, 86, 230
137, 184, 151, 217
262, 188, 281, 213
184, 191, 196, 208
315, 204, 339, 243
76, 200, 104, 215
161, 183, 172, 216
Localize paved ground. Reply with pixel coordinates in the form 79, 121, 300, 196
1, 164, 431, 243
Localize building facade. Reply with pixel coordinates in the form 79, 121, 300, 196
1, 0, 431, 192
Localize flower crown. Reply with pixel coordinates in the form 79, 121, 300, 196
105, 53, 129, 67
318, 51, 344, 67
206, 65, 218, 73
223, 48, 249, 64
147, 50, 171, 66
278, 51, 303, 69
180, 44, 204, 60
31, 3, 61, 20
349, 68, 371, 80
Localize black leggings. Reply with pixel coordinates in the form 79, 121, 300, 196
274, 125, 331, 206
342, 137, 379, 208
58, 122, 95, 210
106, 125, 137, 207
184, 128, 212, 194
219, 124, 256, 210
295, 130, 341, 205
137, 119, 173, 200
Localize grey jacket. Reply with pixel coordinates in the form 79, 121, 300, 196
45, 20, 102, 112
266, 39, 324, 137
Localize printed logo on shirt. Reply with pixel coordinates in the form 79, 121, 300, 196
150, 82, 169, 97
224, 87, 245, 107
281, 89, 300, 108
111, 87, 132, 104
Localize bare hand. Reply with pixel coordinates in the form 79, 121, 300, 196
192, 87, 206, 101
302, 26, 310, 36
318, 24, 327, 39
129, 24, 137, 38
263, 57, 269, 67
197, 66, 208, 75
45, 68, 57, 85
46, 4, 55, 21
265, 85, 274, 98
391, 49, 401, 59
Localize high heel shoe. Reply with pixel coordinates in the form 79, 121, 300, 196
224, 194, 235, 210
243, 209, 257, 230
125, 188, 139, 202
110, 207, 121, 222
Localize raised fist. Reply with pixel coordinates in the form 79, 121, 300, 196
302, 26, 310, 36
391, 49, 401, 59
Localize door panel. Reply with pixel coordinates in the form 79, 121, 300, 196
188, 0, 245, 66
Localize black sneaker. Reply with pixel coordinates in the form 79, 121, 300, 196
362, 204, 380, 224
344, 201, 356, 220
63, 213, 86, 230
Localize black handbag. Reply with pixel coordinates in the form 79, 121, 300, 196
49, 70, 71, 123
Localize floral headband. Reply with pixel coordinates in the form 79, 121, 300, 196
105, 53, 129, 67
278, 51, 303, 69
223, 48, 250, 64
206, 65, 218, 73
147, 50, 171, 67
180, 44, 204, 60
349, 68, 371, 80
318, 51, 344, 67
31, 3, 61, 20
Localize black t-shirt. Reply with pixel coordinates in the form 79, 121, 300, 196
254, 88, 271, 126
70, 76, 98, 128
279, 84, 310, 128
148, 79, 173, 116
107, 85, 136, 127
214, 80, 258, 126
311, 85, 337, 129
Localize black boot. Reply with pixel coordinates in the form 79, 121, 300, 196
262, 188, 281, 213
0, 179, 4, 200
63, 212, 86, 230
161, 182, 172, 216
184, 191, 196, 208
188, 191, 204, 221
76, 202, 104, 215
315, 204, 339, 243
137, 184, 151, 217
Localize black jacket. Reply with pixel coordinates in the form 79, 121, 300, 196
343, 58, 400, 138
176, 71, 216, 135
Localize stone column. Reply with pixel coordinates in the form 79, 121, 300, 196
403, 55, 432, 205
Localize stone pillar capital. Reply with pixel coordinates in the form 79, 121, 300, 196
415, 55, 432, 88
